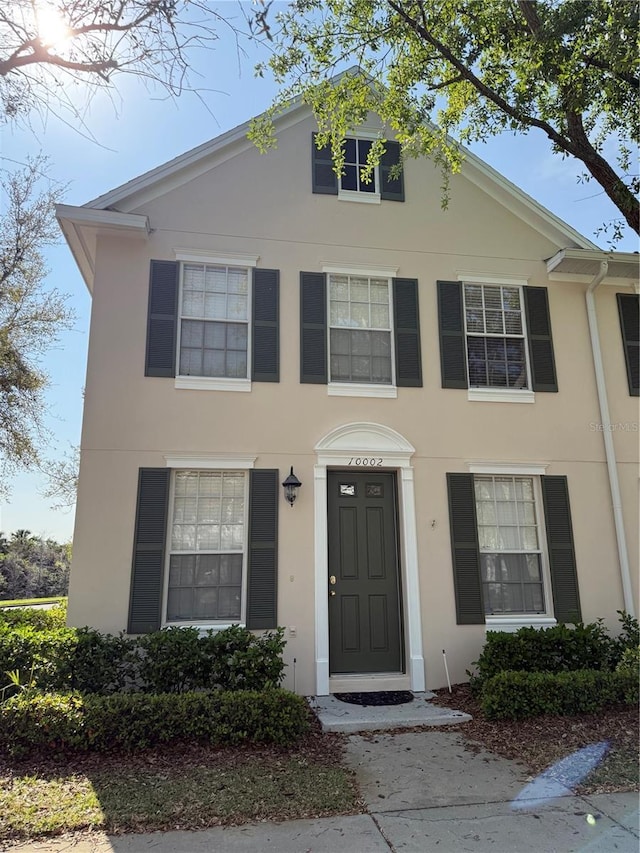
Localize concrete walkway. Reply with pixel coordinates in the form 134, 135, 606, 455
10, 729, 639, 853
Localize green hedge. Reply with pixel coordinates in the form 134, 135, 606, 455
0, 623, 286, 697
0, 602, 67, 631
0, 688, 310, 755
481, 670, 639, 720
470, 614, 639, 691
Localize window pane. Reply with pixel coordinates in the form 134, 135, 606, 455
371, 304, 390, 328
351, 302, 369, 327
205, 266, 227, 293
330, 301, 350, 326
342, 164, 357, 190
168, 475, 245, 623
344, 138, 357, 162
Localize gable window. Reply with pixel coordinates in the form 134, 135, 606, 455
464, 283, 529, 390
166, 470, 247, 624
341, 138, 378, 195
179, 264, 249, 380
311, 133, 405, 202
474, 476, 545, 616
329, 274, 392, 385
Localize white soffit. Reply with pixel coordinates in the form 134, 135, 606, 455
55, 205, 150, 293
546, 248, 639, 284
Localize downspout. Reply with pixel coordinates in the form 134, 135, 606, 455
585, 261, 635, 617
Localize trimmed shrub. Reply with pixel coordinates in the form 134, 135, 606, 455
481, 669, 639, 720
0, 688, 309, 755
0, 621, 286, 697
615, 646, 640, 676
0, 602, 67, 631
470, 621, 616, 690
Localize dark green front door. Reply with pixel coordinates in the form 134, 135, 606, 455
328, 471, 403, 674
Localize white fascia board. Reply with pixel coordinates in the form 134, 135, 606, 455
56, 205, 150, 233
56, 205, 150, 294
547, 248, 640, 279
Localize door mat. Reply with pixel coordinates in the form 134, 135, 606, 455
335, 691, 414, 707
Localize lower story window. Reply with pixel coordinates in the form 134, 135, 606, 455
166, 470, 246, 623
474, 475, 545, 615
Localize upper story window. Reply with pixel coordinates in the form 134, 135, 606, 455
463, 283, 529, 390
329, 274, 392, 385
179, 263, 250, 379
166, 470, 247, 624
311, 133, 405, 202
616, 293, 639, 396
474, 475, 546, 616
437, 279, 558, 400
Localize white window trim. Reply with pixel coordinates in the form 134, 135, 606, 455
326, 269, 397, 391
337, 133, 384, 203
328, 382, 397, 398
338, 189, 381, 205
322, 263, 399, 278
175, 376, 251, 393
468, 462, 549, 476
175, 261, 252, 392
486, 615, 557, 633
165, 455, 256, 470
475, 473, 555, 623
460, 277, 534, 400
468, 388, 535, 404
175, 250, 259, 267
161, 468, 250, 630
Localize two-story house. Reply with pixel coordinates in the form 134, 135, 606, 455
57, 91, 639, 697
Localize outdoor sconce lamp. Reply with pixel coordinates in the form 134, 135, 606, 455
282, 467, 302, 507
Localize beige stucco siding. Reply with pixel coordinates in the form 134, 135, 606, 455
68, 113, 639, 693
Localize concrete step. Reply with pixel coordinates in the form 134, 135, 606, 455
309, 691, 471, 733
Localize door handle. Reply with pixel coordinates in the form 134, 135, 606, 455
329, 575, 336, 585
329, 590, 336, 596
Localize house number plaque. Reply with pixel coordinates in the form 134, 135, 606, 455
348, 457, 384, 467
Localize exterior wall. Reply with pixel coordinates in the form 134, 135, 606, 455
67, 113, 639, 694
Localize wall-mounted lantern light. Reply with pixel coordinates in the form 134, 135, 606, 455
282, 467, 302, 507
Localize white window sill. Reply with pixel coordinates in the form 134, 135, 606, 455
485, 616, 556, 633
175, 376, 251, 393
163, 622, 245, 633
468, 388, 535, 404
328, 382, 397, 398
338, 190, 381, 205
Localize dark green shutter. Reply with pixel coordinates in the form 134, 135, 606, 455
252, 269, 280, 382
447, 473, 484, 624
312, 133, 338, 195
523, 287, 558, 392
616, 293, 639, 396
300, 272, 327, 383
393, 278, 422, 386
145, 261, 179, 377
128, 468, 170, 634
246, 470, 279, 629
380, 141, 405, 201
541, 476, 581, 624
438, 281, 468, 389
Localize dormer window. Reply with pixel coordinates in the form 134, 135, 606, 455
311, 133, 405, 202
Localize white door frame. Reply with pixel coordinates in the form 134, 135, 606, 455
314, 422, 425, 695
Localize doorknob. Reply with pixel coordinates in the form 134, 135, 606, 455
329, 575, 336, 585
329, 590, 336, 596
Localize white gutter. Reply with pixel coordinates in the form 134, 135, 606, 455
585, 261, 635, 617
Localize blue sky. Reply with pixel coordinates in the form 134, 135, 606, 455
1, 1, 637, 543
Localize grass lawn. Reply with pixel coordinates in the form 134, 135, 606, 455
0, 724, 361, 845
0, 597, 65, 607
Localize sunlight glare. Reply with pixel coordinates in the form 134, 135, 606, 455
36, 3, 70, 48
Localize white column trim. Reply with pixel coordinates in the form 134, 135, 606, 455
313, 422, 424, 695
